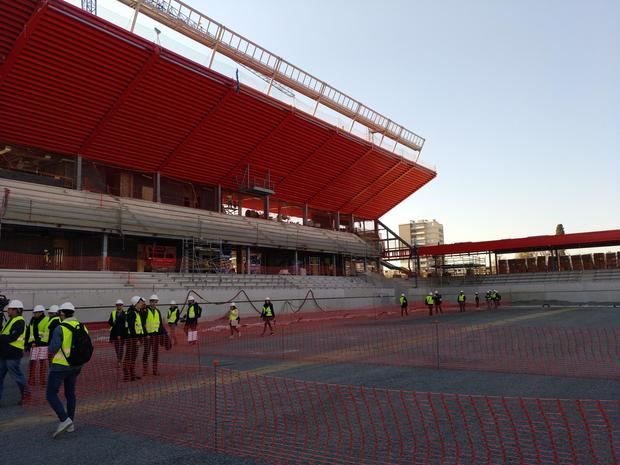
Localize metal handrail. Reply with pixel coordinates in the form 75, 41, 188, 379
116, 0, 425, 153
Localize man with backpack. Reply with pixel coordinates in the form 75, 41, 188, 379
46, 302, 93, 438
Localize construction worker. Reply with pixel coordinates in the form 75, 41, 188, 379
475, 292, 480, 308
399, 293, 408, 317
260, 297, 275, 336
492, 290, 501, 309
46, 305, 61, 353
457, 291, 466, 312
184, 295, 201, 344
108, 299, 127, 368
0, 299, 29, 405
27, 304, 50, 386
46, 302, 87, 438
227, 302, 241, 338
485, 290, 492, 310
43, 249, 51, 270
433, 291, 443, 314
167, 300, 180, 345
143, 294, 165, 376
123, 296, 145, 382
425, 293, 434, 316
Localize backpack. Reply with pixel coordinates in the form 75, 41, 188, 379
60, 322, 94, 366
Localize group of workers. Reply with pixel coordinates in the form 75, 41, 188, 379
398, 290, 502, 316
226, 298, 276, 338
0, 299, 88, 438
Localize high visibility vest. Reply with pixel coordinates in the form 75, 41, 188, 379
110, 309, 117, 331
399, 296, 407, 306
262, 305, 273, 317
52, 319, 86, 366
129, 310, 144, 336
188, 304, 196, 319
145, 307, 161, 334
228, 308, 239, 321
425, 295, 434, 305
1, 316, 26, 351
28, 316, 50, 344
458, 294, 465, 302
167, 307, 178, 324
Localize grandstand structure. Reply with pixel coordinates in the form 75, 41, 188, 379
0, 0, 435, 278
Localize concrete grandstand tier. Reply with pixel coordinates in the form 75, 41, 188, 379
0, 178, 377, 256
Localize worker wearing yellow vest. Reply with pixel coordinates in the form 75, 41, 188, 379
123, 296, 145, 382
457, 291, 466, 312
108, 299, 127, 368
27, 304, 50, 386
143, 294, 165, 376
0, 299, 29, 405
46, 305, 61, 360
167, 300, 180, 345
227, 302, 241, 338
46, 302, 86, 438
399, 293, 408, 317
425, 293, 434, 316
184, 295, 202, 344
260, 297, 275, 336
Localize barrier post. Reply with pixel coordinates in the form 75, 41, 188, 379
213, 359, 219, 451
434, 320, 440, 369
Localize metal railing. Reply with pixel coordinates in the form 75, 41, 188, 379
116, 0, 425, 153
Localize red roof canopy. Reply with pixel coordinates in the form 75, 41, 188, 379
0, 0, 435, 219
418, 229, 620, 256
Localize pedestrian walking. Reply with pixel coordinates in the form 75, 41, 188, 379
457, 291, 466, 312
433, 291, 443, 314
184, 295, 202, 344
475, 293, 480, 308
27, 304, 50, 385
108, 299, 127, 368
260, 297, 275, 336
399, 293, 408, 317
0, 300, 29, 405
227, 303, 241, 338
123, 296, 145, 382
425, 293, 434, 316
166, 300, 180, 345
47, 302, 93, 438
143, 294, 165, 376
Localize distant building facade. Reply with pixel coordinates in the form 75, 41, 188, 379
399, 219, 444, 276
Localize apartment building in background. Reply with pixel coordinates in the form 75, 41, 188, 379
399, 219, 444, 276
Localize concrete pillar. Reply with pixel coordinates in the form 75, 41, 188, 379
238, 194, 243, 216
335, 211, 340, 231
264, 196, 270, 219
76, 155, 82, 190
294, 250, 299, 275
247, 246, 251, 274
333, 254, 337, 276
155, 172, 161, 203
303, 204, 309, 226
217, 185, 222, 213
102, 233, 108, 271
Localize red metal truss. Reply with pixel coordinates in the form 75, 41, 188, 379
0, 0, 436, 219
418, 229, 620, 256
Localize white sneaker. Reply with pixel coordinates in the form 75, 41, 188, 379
67, 422, 75, 433
53, 418, 73, 438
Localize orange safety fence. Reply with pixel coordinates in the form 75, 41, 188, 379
24, 348, 620, 465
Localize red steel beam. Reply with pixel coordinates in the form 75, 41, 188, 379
217, 112, 295, 184
157, 86, 237, 171
353, 165, 416, 215
0, 1, 48, 85
337, 160, 404, 212
304, 147, 375, 205
79, 47, 160, 155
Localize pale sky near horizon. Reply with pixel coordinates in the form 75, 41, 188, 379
75, 0, 619, 244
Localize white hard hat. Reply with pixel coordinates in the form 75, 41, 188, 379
59, 302, 75, 312
170, 300, 176, 305
8, 299, 24, 309
149, 294, 159, 301
130, 295, 143, 305
33, 304, 46, 313
188, 295, 195, 301
230, 302, 236, 307
460, 290, 464, 293
265, 297, 271, 301
401, 293, 405, 296
48, 304, 59, 313
115, 299, 124, 305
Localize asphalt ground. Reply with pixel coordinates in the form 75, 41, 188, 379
0, 305, 618, 465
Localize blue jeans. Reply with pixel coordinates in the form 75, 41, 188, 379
0, 357, 27, 401
46, 366, 81, 422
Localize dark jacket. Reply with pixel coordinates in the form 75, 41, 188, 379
126, 306, 144, 339
108, 309, 128, 340
0, 317, 26, 359
47, 316, 60, 340
261, 302, 275, 319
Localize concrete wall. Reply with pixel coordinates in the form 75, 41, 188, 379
403, 278, 620, 306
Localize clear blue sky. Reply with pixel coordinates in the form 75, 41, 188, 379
89, 0, 620, 243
